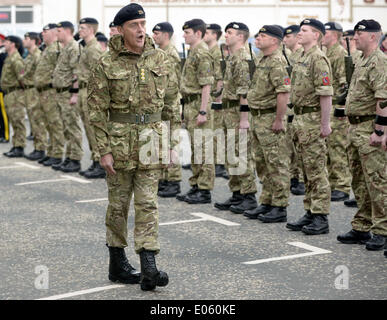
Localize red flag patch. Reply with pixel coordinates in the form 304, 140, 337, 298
322, 72, 330, 86
284, 76, 291, 85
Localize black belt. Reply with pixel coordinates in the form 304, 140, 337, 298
294, 106, 319, 115
182, 94, 200, 104
250, 107, 276, 117
347, 115, 375, 125
288, 115, 294, 123
56, 86, 71, 93
109, 111, 162, 124
36, 84, 53, 93
5, 87, 22, 94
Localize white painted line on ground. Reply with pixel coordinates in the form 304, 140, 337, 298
160, 218, 206, 226
191, 212, 241, 226
15, 178, 69, 186
242, 242, 332, 265
35, 284, 125, 300
0, 165, 21, 170
76, 198, 108, 203
61, 175, 92, 184
15, 162, 40, 169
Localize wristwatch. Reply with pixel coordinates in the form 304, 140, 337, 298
374, 129, 384, 137
199, 111, 207, 116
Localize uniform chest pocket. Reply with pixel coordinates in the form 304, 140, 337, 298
150, 67, 167, 99
106, 70, 133, 105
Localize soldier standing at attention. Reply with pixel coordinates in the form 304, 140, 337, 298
283, 25, 305, 196
22, 32, 47, 162
88, 3, 174, 291
152, 22, 183, 198
109, 22, 119, 38
177, 19, 215, 204
244, 25, 291, 222
286, 19, 333, 235
212, 22, 258, 214
52, 21, 83, 173
75, 17, 105, 179
204, 23, 228, 179
337, 20, 387, 251
35, 24, 66, 167
322, 22, 352, 202
1, 36, 26, 158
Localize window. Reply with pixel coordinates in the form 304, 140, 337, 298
0, 6, 11, 24
16, 6, 33, 23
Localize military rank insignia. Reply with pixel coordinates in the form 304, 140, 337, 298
322, 72, 330, 86
284, 76, 291, 85
139, 68, 147, 85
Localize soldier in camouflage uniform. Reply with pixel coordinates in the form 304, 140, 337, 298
21, 32, 47, 161
337, 20, 387, 251
283, 25, 306, 196
35, 24, 66, 167
1, 36, 26, 158
177, 19, 215, 204
88, 3, 174, 291
244, 25, 291, 223
212, 22, 258, 214
322, 22, 352, 202
152, 22, 183, 197
75, 17, 105, 179
52, 21, 83, 173
286, 19, 333, 235
204, 23, 228, 179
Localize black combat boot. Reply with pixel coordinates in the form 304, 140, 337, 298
229, 193, 257, 214
286, 210, 313, 231
158, 181, 181, 198
301, 214, 329, 235
158, 180, 168, 192
84, 162, 106, 179
291, 181, 305, 196
107, 246, 141, 284
0, 137, 9, 143
25, 150, 45, 161
365, 234, 387, 251
344, 198, 357, 208
52, 158, 70, 170
257, 206, 287, 223
139, 250, 169, 291
182, 163, 191, 170
60, 159, 81, 173
331, 190, 349, 202
290, 178, 299, 190
185, 189, 211, 204
384, 250, 387, 258
79, 161, 96, 176
244, 204, 272, 219
26, 133, 34, 141
176, 185, 198, 202
215, 165, 227, 178
4, 147, 24, 158
214, 191, 244, 211
44, 157, 62, 167
337, 229, 371, 245
38, 155, 50, 164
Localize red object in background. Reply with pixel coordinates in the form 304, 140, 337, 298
363, 0, 375, 3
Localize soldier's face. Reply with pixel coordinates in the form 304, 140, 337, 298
79, 24, 94, 40
283, 33, 299, 49
256, 33, 276, 50
354, 31, 370, 51
152, 30, 163, 45
56, 27, 66, 42
225, 29, 238, 47
3, 40, 12, 52
322, 30, 334, 46
119, 18, 146, 51
23, 37, 31, 49
299, 26, 319, 45
183, 29, 197, 45
203, 30, 215, 44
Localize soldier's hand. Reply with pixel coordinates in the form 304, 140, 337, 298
70, 94, 78, 106
382, 135, 387, 152
369, 132, 383, 147
197, 114, 207, 126
239, 119, 250, 130
320, 124, 332, 138
272, 120, 284, 134
101, 153, 116, 176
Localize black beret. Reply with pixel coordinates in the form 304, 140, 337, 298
57, 21, 74, 29
259, 25, 284, 40
300, 18, 325, 35
109, 22, 116, 28
183, 19, 206, 31
79, 17, 99, 25
343, 30, 355, 37
354, 19, 381, 32
225, 22, 249, 32
153, 22, 174, 33
324, 22, 343, 32
96, 34, 108, 43
113, 3, 145, 26
43, 23, 57, 31
206, 24, 222, 31
5, 35, 22, 44
284, 25, 300, 35
274, 25, 285, 33
24, 32, 40, 39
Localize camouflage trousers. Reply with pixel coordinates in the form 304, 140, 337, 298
347, 121, 387, 236
57, 91, 83, 161
78, 88, 99, 161
184, 98, 215, 190
24, 88, 47, 151
106, 168, 161, 253
39, 88, 65, 159
327, 113, 352, 194
293, 111, 331, 214
213, 108, 224, 166
251, 113, 290, 207
286, 120, 304, 182
214, 106, 257, 194
4, 89, 26, 148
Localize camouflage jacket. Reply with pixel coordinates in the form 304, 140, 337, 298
289, 46, 303, 66
291, 45, 333, 108
325, 42, 346, 95
209, 44, 223, 82
222, 46, 250, 101
180, 40, 214, 96
0, 51, 24, 91
52, 39, 79, 88
247, 48, 291, 110
76, 37, 103, 84
346, 48, 387, 116
34, 41, 61, 88
21, 47, 41, 87
88, 34, 178, 170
